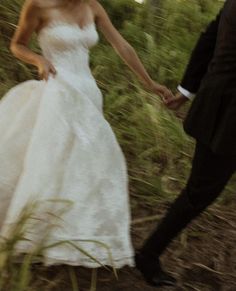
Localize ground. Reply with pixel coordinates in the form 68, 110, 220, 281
31, 197, 236, 291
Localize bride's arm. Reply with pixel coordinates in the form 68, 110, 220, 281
91, 0, 173, 99
10, 0, 56, 80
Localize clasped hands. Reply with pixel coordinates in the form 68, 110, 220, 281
149, 81, 189, 111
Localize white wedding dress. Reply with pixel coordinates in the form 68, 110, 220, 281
0, 21, 134, 267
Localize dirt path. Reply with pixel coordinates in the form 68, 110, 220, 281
95, 201, 236, 291
36, 199, 236, 291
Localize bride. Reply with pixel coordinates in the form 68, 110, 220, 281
0, 0, 173, 268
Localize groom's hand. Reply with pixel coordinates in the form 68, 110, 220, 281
164, 92, 189, 111
150, 82, 174, 102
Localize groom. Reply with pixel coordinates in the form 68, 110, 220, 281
136, 0, 236, 287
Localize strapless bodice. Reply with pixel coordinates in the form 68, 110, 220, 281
37, 22, 102, 110
38, 22, 99, 77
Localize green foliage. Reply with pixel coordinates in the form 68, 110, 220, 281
0, 0, 36, 94
98, 0, 222, 86
0, 0, 231, 202
1, 0, 235, 289
99, 0, 139, 28
91, 0, 225, 202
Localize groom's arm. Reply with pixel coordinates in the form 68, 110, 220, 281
178, 10, 222, 100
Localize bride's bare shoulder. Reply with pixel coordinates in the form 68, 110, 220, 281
19, 0, 42, 21
89, 0, 103, 10
20, 0, 45, 15
28, 0, 58, 9
19, 0, 58, 28
89, 0, 106, 15
21, 0, 39, 9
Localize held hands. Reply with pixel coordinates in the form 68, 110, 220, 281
149, 81, 175, 103
149, 81, 189, 111
164, 92, 189, 110
36, 56, 57, 81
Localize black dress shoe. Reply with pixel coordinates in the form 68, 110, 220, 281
135, 252, 176, 287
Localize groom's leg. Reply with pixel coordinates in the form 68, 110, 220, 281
139, 141, 236, 258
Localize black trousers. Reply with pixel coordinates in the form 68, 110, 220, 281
140, 141, 236, 258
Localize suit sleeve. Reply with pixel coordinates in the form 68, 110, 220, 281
180, 10, 222, 94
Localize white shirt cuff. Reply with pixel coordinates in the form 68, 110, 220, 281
177, 85, 195, 100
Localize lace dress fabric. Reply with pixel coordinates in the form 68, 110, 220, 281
0, 22, 134, 267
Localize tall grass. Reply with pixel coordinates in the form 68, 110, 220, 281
0, 0, 204, 202
0, 0, 235, 289
0, 201, 116, 290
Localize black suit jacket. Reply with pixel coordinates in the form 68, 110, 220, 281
182, 0, 236, 155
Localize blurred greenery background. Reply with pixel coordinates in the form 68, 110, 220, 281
1, 0, 236, 290
1, 0, 234, 205
0, 0, 234, 206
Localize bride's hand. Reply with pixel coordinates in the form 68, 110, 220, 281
36, 56, 57, 81
149, 81, 174, 102
164, 92, 189, 110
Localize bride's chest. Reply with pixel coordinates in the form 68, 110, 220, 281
38, 23, 99, 52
